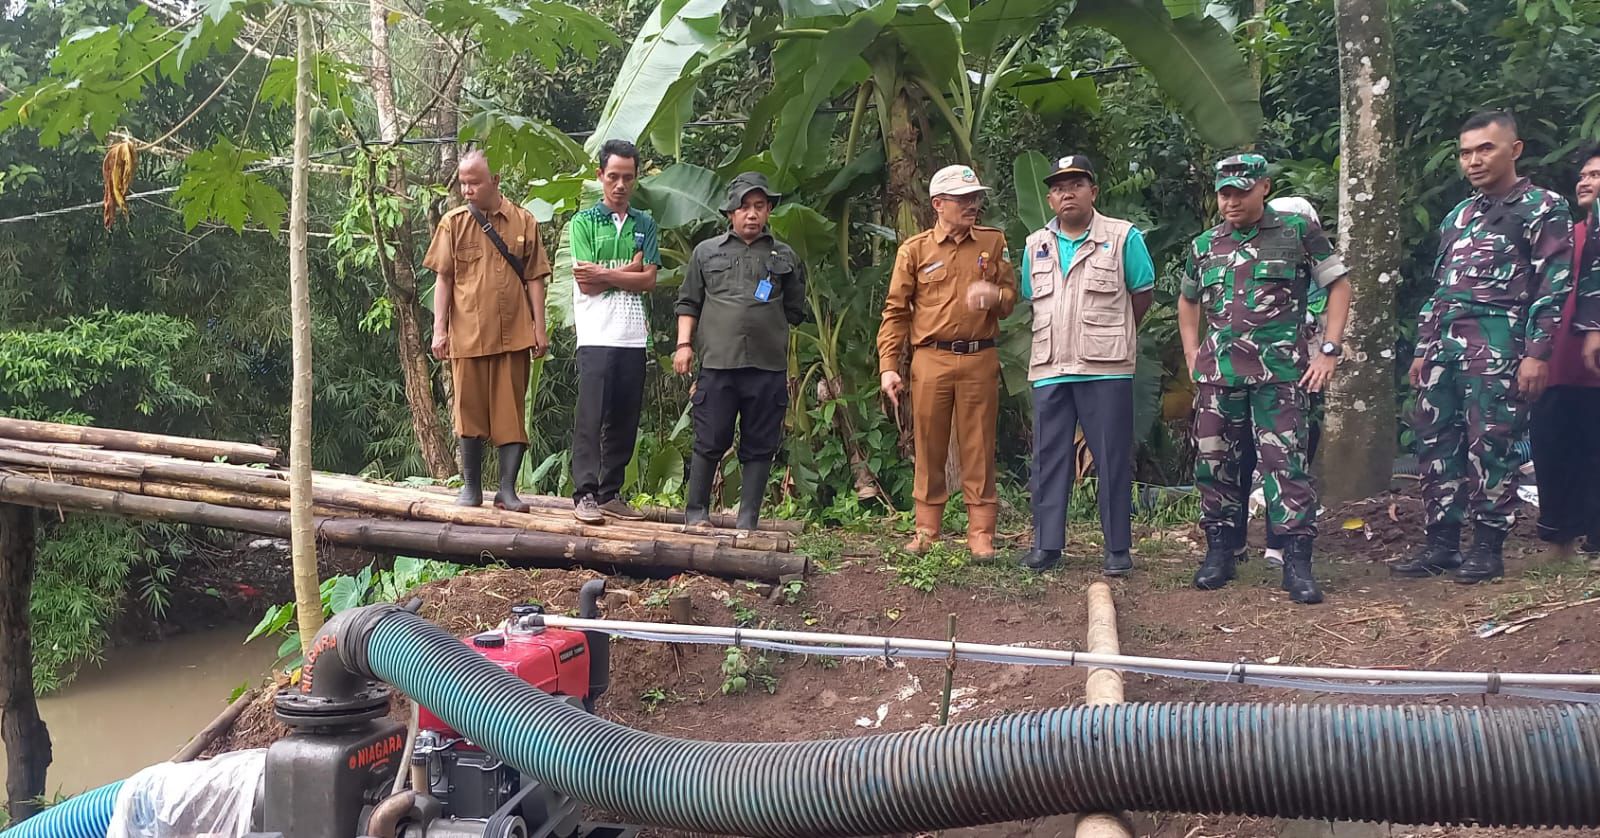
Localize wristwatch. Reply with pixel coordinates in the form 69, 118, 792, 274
1320, 341, 1343, 358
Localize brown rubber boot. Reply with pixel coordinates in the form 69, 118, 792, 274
966, 503, 998, 560
904, 502, 944, 553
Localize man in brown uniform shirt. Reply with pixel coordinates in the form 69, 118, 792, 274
878, 165, 1018, 558
423, 150, 551, 512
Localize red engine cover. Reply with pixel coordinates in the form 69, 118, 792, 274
418, 623, 590, 737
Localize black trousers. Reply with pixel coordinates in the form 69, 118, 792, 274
1031, 379, 1134, 552
572, 346, 647, 503
1531, 386, 1600, 544
692, 368, 788, 464
1234, 391, 1322, 548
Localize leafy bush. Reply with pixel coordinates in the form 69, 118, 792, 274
246, 557, 463, 668
29, 516, 177, 694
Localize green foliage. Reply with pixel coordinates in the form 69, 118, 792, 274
30, 517, 177, 695
586, 0, 731, 155
173, 136, 288, 234
0, 310, 205, 424
893, 543, 969, 592
719, 645, 777, 694
247, 557, 463, 667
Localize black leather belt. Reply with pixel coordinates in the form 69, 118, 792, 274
921, 339, 995, 354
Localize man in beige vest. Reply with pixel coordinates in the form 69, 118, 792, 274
1018, 155, 1155, 575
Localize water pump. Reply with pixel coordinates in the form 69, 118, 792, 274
252, 580, 633, 838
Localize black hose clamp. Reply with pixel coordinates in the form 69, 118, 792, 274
1486, 671, 1503, 695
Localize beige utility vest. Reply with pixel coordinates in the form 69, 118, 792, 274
1025, 213, 1138, 380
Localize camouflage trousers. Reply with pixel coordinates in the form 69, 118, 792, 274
1193, 382, 1317, 537
1413, 361, 1527, 532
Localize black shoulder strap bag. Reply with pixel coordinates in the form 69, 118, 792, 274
465, 202, 526, 280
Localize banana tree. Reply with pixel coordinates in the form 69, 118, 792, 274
590, 0, 1260, 242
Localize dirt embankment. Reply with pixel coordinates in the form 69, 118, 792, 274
211, 485, 1600, 838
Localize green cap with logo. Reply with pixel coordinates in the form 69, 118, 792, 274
1214, 153, 1268, 192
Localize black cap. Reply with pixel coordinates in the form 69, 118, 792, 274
1044, 154, 1096, 185
721, 171, 782, 212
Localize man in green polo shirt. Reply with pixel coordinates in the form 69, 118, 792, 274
569, 139, 661, 524
1018, 155, 1156, 576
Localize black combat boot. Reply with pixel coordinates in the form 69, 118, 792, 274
1390, 523, 1463, 577
736, 460, 772, 532
493, 443, 531, 512
683, 454, 718, 532
1455, 522, 1508, 584
1193, 524, 1238, 590
456, 437, 484, 507
1281, 535, 1324, 605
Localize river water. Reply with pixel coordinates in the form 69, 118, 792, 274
0, 626, 278, 795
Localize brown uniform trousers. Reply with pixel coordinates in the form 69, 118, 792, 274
878, 222, 1017, 548
423, 202, 551, 447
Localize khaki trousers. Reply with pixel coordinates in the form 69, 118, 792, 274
451, 350, 530, 446
909, 347, 999, 506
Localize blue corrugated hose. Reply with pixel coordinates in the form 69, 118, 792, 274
0, 780, 121, 838
360, 608, 1600, 837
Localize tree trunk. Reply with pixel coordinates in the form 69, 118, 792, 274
368, 0, 455, 480
1323, 0, 1400, 503
289, 8, 324, 651
0, 504, 50, 820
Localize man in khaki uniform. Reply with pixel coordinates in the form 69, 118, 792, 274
424, 150, 551, 513
878, 165, 1018, 558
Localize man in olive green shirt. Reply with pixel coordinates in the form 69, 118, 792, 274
674, 172, 809, 532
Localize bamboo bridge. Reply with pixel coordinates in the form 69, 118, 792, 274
0, 418, 807, 582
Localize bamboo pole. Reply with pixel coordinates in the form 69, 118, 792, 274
0, 474, 805, 580
172, 688, 257, 762
0, 418, 278, 464
407, 482, 807, 533
0, 439, 806, 535
1078, 582, 1134, 838
1, 455, 790, 551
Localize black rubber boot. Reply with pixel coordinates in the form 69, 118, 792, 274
684, 454, 718, 532
1281, 535, 1324, 605
1193, 524, 1238, 590
1102, 549, 1133, 577
736, 460, 772, 531
1455, 523, 1507, 584
1021, 548, 1061, 572
456, 437, 484, 507
493, 443, 530, 513
1391, 523, 1463, 577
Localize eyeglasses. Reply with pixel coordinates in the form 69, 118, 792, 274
935, 193, 985, 207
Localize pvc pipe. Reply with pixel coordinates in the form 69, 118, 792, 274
537, 615, 1600, 691
1077, 582, 1133, 838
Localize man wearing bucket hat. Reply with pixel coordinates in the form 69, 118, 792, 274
674, 172, 809, 533
1017, 154, 1156, 576
1178, 153, 1352, 605
877, 164, 1018, 558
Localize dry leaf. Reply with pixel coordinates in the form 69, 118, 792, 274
1342, 517, 1365, 530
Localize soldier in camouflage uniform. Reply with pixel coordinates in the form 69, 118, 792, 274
1395, 111, 1576, 583
1178, 154, 1353, 604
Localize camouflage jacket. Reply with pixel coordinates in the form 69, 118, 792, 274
1181, 208, 1348, 386
1414, 178, 1573, 369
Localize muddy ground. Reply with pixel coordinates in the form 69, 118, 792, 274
209, 484, 1599, 838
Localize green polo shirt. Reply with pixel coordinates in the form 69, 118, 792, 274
1021, 225, 1156, 387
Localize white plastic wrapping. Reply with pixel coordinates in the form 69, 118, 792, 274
107, 748, 266, 838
